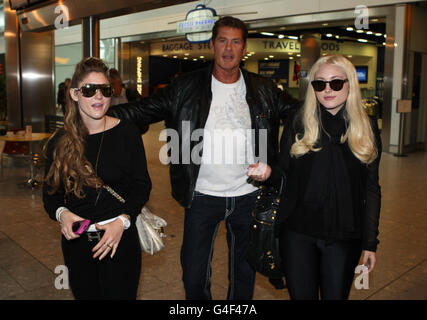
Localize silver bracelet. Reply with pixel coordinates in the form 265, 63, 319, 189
56, 207, 69, 222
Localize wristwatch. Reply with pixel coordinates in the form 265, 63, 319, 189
117, 215, 131, 230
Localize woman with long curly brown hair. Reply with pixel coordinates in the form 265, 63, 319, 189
43, 57, 151, 299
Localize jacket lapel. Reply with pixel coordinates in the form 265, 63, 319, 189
199, 63, 214, 129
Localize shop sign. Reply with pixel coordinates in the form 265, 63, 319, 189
161, 41, 211, 52
177, 4, 218, 43
261, 40, 301, 52
151, 40, 212, 56
321, 42, 340, 52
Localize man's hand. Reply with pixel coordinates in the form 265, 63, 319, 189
247, 162, 272, 182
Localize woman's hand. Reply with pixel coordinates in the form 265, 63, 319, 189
247, 162, 272, 182
92, 217, 126, 260
60, 210, 85, 240
362, 250, 376, 273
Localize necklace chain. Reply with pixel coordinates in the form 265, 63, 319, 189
94, 117, 106, 176
93, 117, 106, 206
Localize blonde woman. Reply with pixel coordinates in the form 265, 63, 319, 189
43, 57, 151, 299
248, 55, 381, 300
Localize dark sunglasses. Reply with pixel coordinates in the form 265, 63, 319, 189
311, 79, 348, 92
74, 83, 113, 98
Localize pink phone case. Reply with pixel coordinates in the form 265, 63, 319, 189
72, 219, 91, 235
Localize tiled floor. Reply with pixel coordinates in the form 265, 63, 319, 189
0, 122, 426, 300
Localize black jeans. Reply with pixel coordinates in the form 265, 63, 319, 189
181, 190, 258, 300
61, 225, 141, 300
280, 226, 362, 300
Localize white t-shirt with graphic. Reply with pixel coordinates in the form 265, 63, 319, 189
195, 71, 257, 197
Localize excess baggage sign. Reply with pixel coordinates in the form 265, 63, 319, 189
177, 4, 218, 43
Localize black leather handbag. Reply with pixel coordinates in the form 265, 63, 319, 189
246, 177, 285, 278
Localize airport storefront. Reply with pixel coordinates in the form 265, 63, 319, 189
5, 0, 427, 152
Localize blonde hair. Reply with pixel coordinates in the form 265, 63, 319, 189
290, 55, 378, 164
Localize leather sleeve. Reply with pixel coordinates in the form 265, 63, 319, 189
108, 79, 181, 133
276, 87, 301, 122
267, 110, 296, 188
362, 117, 382, 252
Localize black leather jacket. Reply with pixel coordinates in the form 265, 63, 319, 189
109, 65, 299, 208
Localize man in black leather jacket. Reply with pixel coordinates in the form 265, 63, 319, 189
109, 16, 298, 300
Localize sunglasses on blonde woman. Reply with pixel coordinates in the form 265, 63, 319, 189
74, 83, 113, 98
311, 79, 348, 92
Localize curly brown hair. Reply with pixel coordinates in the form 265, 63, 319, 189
44, 57, 110, 198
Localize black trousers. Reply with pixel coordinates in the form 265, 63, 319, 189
280, 227, 362, 300
61, 225, 141, 300
181, 190, 258, 300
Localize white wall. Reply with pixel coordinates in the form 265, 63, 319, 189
55, 24, 81, 46
0, 36, 4, 54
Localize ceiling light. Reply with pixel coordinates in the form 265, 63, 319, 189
346, 27, 354, 31
356, 29, 364, 33
357, 39, 368, 43
264, 57, 269, 60
288, 36, 298, 40
261, 32, 275, 36
200, 56, 204, 59
375, 33, 382, 36
326, 33, 333, 37
322, 23, 329, 26
278, 34, 285, 39
173, 56, 178, 58
366, 31, 373, 35
184, 53, 189, 56
289, 57, 294, 60
269, 55, 274, 58
347, 55, 353, 58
